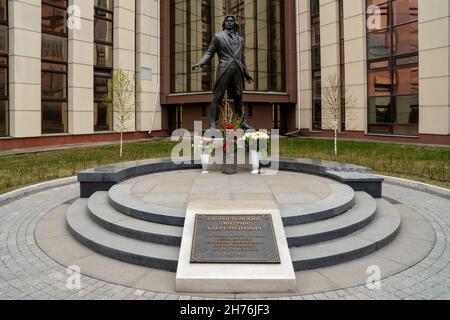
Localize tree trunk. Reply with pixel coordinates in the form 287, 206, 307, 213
334, 129, 338, 156
120, 131, 123, 158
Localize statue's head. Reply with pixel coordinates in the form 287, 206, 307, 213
222, 15, 239, 32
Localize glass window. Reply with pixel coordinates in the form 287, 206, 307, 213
339, 0, 346, 131
42, 0, 68, 134
0, 0, 7, 23
368, 70, 392, 96
170, 0, 286, 93
369, 59, 390, 70
311, 0, 321, 131
41, 102, 68, 134
367, 0, 418, 136
368, 30, 391, 60
393, 22, 418, 56
94, 1, 114, 131
42, 33, 68, 62
94, 19, 113, 43
310, 0, 320, 16
393, 0, 418, 26
393, 95, 418, 134
94, 102, 113, 132
0, 63, 7, 97
0, 100, 7, 137
42, 71, 67, 99
395, 66, 418, 95
368, 96, 392, 125
0, 25, 7, 55
95, 0, 113, 11
0, 0, 8, 137
94, 44, 113, 68
42, 4, 67, 34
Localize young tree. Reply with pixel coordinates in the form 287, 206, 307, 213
322, 73, 356, 156
104, 70, 141, 158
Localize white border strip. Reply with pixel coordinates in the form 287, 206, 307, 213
0, 176, 78, 203
376, 175, 450, 199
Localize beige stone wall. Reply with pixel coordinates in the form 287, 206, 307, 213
320, 0, 340, 130
113, 0, 136, 133
419, 0, 450, 135
297, 0, 312, 131
296, 0, 368, 132
68, 0, 94, 134
9, 0, 41, 137
342, 0, 367, 132
136, 0, 161, 132
5, 0, 450, 139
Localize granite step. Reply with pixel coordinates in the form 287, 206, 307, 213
108, 184, 186, 226
281, 183, 355, 226
67, 199, 180, 272
109, 181, 356, 227
92, 190, 373, 248
67, 198, 400, 273
289, 199, 401, 271
87, 192, 183, 246
285, 192, 377, 247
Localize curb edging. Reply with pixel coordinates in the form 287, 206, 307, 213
0, 176, 78, 204
376, 175, 450, 199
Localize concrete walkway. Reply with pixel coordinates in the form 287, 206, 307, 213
0, 181, 449, 300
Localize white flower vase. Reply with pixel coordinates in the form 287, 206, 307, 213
201, 154, 210, 174
250, 149, 259, 174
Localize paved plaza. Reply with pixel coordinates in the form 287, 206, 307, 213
0, 172, 449, 300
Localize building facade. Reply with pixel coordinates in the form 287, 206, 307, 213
0, 0, 449, 149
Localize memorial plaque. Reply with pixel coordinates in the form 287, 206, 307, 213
191, 214, 281, 264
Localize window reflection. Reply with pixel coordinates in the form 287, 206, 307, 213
311, 0, 321, 131
170, 0, 285, 93
42, 0, 68, 134
0, 0, 7, 136
94, 0, 114, 131
367, 0, 419, 136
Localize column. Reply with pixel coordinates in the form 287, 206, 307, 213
68, 0, 94, 134
343, 0, 367, 132
114, 0, 136, 132
320, 0, 340, 130
136, 0, 161, 132
9, 0, 41, 137
419, 0, 450, 135
297, 0, 313, 130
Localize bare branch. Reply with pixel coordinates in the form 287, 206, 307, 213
104, 69, 141, 157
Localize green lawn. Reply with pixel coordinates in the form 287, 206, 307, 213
280, 138, 450, 189
0, 138, 449, 195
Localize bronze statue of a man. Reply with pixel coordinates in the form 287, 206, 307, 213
192, 15, 254, 130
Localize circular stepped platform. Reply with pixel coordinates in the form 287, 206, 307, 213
108, 173, 356, 227
87, 192, 182, 246
109, 184, 186, 227
290, 199, 401, 271
67, 199, 180, 272
280, 184, 355, 226
285, 192, 376, 246
88, 190, 374, 249
66, 170, 402, 273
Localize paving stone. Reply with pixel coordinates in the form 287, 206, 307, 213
1, 178, 450, 300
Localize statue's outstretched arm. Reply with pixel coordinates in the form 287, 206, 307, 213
192, 36, 219, 71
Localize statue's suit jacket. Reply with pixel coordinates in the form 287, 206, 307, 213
198, 31, 252, 91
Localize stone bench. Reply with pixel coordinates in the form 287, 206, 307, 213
78, 157, 383, 199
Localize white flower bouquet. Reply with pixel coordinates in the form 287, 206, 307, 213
244, 131, 270, 141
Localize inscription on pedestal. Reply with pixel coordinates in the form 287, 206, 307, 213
191, 214, 280, 264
